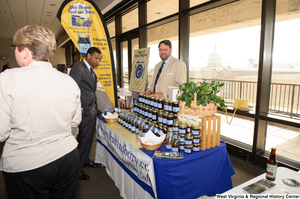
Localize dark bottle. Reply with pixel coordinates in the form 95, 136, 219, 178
266, 147, 277, 181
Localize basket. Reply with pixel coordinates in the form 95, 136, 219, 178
140, 141, 163, 151
103, 116, 118, 123
179, 100, 217, 117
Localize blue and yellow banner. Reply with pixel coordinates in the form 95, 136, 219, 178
129, 48, 150, 93
57, 0, 117, 107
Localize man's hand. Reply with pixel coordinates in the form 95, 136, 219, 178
151, 92, 164, 97
140, 90, 151, 95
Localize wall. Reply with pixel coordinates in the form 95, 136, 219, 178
0, 38, 65, 70
0, 38, 17, 69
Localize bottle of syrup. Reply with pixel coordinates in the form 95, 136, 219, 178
266, 147, 277, 181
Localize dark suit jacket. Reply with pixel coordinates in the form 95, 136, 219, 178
69, 60, 97, 114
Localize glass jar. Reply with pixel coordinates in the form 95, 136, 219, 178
173, 122, 179, 133
144, 106, 149, 118
172, 136, 180, 152
192, 125, 200, 136
168, 100, 173, 113
148, 107, 153, 120
164, 98, 169, 112
154, 97, 158, 108
139, 94, 144, 104
162, 111, 168, 125
179, 123, 187, 135
185, 132, 193, 145
157, 110, 163, 124
173, 113, 177, 123
165, 128, 173, 150
150, 96, 154, 107
172, 101, 179, 114
157, 97, 164, 110
184, 144, 193, 154
167, 113, 174, 127
193, 135, 200, 144
179, 142, 185, 151
193, 143, 200, 152
152, 108, 158, 122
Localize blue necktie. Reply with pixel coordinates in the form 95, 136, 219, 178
90, 67, 96, 102
153, 62, 165, 93
90, 67, 95, 81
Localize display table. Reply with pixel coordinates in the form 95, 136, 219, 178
95, 117, 235, 199
223, 167, 300, 194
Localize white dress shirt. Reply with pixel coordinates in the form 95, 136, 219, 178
0, 61, 82, 172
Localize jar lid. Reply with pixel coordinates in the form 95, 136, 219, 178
192, 125, 200, 130
179, 123, 187, 128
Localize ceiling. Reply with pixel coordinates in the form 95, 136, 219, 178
0, 0, 122, 39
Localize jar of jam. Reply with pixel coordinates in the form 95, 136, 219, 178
139, 94, 144, 104
157, 110, 163, 124
144, 106, 149, 118
187, 123, 192, 133
172, 131, 179, 140
152, 108, 158, 122
172, 122, 179, 133
173, 114, 177, 123
178, 123, 187, 135
157, 97, 164, 110
150, 96, 154, 107
179, 142, 185, 151
148, 107, 153, 120
172, 101, 179, 114
133, 103, 138, 113
168, 100, 173, 113
193, 143, 200, 152
172, 136, 180, 152
185, 132, 193, 145
167, 113, 174, 127
193, 135, 200, 144
184, 144, 193, 154
154, 97, 158, 108
157, 124, 164, 137
139, 104, 144, 116
165, 128, 173, 150
191, 125, 200, 136
162, 111, 168, 125
164, 98, 169, 112
179, 133, 185, 143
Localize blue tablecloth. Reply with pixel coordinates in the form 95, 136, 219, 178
140, 141, 235, 199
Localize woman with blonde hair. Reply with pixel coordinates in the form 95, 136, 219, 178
0, 25, 81, 198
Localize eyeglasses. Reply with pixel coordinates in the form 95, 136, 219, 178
159, 48, 169, 52
11, 45, 16, 51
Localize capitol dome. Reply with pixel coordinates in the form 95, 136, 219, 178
207, 43, 223, 68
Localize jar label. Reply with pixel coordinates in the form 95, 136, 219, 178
150, 101, 154, 106
163, 118, 167, 124
164, 106, 168, 111
131, 126, 136, 131
185, 140, 192, 145
266, 163, 277, 178
128, 124, 131, 129
139, 97, 142, 102
172, 148, 179, 152
166, 144, 172, 149
193, 147, 200, 151
184, 148, 192, 153
179, 137, 185, 142
135, 128, 139, 134
179, 129, 186, 134
154, 102, 158, 107
173, 127, 178, 132
180, 145, 185, 150
152, 115, 157, 120
193, 139, 200, 144
158, 103, 163, 109
148, 113, 152, 118
145, 112, 148, 117
192, 130, 200, 135
158, 117, 163, 123
173, 107, 179, 112
158, 130, 164, 136
168, 106, 172, 112
167, 120, 173, 125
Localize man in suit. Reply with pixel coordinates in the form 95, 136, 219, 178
2, 62, 11, 72
141, 40, 187, 97
69, 47, 102, 180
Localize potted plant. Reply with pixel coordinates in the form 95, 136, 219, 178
177, 79, 226, 116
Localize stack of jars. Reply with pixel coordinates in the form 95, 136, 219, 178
117, 94, 201, 154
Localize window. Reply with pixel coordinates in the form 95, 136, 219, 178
147, 0, 178, 23
122, 8, 138, 33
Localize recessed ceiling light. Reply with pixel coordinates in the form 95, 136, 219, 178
5, 19, 9, 22
47, 11, 53, 14
45, 22, 49, 24
50, 4, 55, 6
156, 12, 161, 14
0, 11, 6, 13
47, 15, 51, 17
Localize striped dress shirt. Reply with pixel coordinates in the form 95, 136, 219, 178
0, 61, 81, 172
